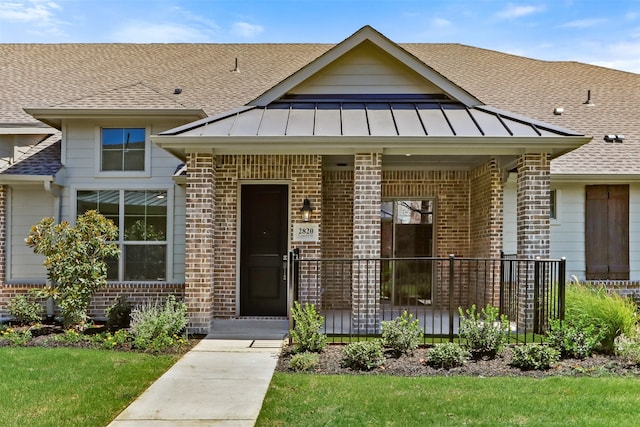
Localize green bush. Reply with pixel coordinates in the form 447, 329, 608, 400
546, 319, 601, 359
566, 283, 638, 354
25, 210, 120, 329
289, 351, 320, 372
614, 334, 640, 365
426, 342, 470, 369
0, 328, 32, 346
511, 344, 560, 370
458, 304, 509, 359
342, 340, 385, 371
106, 295, 132, 331
7, 291, 44, 325
290, 301, 327, 353
381, 311, 422, 355
130, 295, 188, 352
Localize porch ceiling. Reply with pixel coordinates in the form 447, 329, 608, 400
154, 98, 590, 161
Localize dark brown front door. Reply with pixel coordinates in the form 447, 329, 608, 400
240, 184, 288, 316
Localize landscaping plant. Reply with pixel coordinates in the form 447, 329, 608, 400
290, 301, 327, 353
7, 290, 44, 325
546, 318, 601, 359
511, 344, 560, 370
25, 210, 119, 329
106, 295, 132, 331
289, 351, 320, 372
426, 342, 470, 369
342, 339, 386, 371
458, 304, 509, 359
130, 294, 188, 352
381, 310, 422, 355
614, 334, 640, 365
565, 282, 638, 354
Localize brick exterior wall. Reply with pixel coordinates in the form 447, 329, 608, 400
516, 153, 551, 328
321, 169, 353, 310
470, 159, 504, 307
383, 169, 470, 308
215, 154, 322, 320
184, 152, 216, 333
352, 153, 382, 333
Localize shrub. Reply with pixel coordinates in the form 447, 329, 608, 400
0, 328, 32, 346
290, 301, 327, 353
381, 311, 422, 355
7, 291, 44, 325
342, 340, 385, 371
546, 319, 601, 359
101, 329, 132, 350
130, 295, 188, 352
566, 282, 638, 354
25, 210, 120, 329
426, 342, 470, 369
458, 304, 509, 359
289, 352, 320, 372
614, 334, 640, 365
106, 295, 132, 331
511, 344, 560, 370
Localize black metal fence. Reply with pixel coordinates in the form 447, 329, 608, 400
288, 250, 565, 344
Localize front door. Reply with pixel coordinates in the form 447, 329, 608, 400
240, 184, 288, 316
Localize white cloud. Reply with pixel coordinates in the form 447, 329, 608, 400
0, 0, 60, 23
110, 22, 213, 43
559, 18, 607, 29
231, 21, 264, 38
496, 4, 544, 19
432, 18, 452, 28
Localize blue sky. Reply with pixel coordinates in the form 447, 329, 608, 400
2, 0, 640, 73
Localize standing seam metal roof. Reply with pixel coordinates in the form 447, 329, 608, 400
169, 100, 581, 138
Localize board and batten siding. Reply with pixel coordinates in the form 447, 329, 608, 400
7, 186, 54, 281
59, 119, 187, 283
290, 40, 443, 95
503, 176, 640, 281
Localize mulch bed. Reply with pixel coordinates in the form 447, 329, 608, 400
276, 344, 640, 377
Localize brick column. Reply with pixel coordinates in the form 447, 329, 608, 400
352, 153, 382, 334
516, 153, 550, 329
185, 152, 215, 333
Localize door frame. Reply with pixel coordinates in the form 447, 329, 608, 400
236, 180, 291, 316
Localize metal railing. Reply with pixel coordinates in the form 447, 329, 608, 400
288, 250, 565, 344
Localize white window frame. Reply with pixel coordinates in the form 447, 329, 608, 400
94, 126, 152, 178
73, 185, 174, 282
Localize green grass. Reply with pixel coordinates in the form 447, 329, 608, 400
0, 347, 178, 427
257, 373, 640, 426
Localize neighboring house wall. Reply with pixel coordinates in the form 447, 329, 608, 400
503, 178, 640, 282
6, 186, 54, 281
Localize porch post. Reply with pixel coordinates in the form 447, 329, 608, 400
352, 153, 382, 334
184, 152, 215, 334
516, 153, 550, 329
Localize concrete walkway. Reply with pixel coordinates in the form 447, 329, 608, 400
108, 319, 288, 426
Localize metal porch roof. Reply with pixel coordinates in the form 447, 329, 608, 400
166, 100, 582, 138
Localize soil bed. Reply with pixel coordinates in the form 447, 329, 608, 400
276, 344, 640, 378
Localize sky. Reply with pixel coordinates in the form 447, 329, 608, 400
2, 0, 640, 73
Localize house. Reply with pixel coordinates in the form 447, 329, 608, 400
0, 26, 637, 333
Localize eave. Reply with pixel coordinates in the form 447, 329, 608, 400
23, 108, 208, 130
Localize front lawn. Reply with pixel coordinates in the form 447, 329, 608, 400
257, 373, 640, 426
0, 347, 178, 427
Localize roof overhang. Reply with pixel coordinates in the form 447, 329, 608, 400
152, 134, 590, 162
23, 108, 208, 130
0, 126, 54, 135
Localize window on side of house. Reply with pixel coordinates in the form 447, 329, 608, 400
550, 189, 557, 220
77, 189, 168, 281
101, 128, 146, 172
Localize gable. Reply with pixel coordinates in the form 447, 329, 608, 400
290, 40, 444, 96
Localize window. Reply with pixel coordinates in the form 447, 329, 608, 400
550, 190, 557, 220
101, 128, 145, 171
77, 189, 168, 281
381, 200, 434, 306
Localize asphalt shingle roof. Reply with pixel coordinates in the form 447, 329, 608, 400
1, 40, 639, 175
